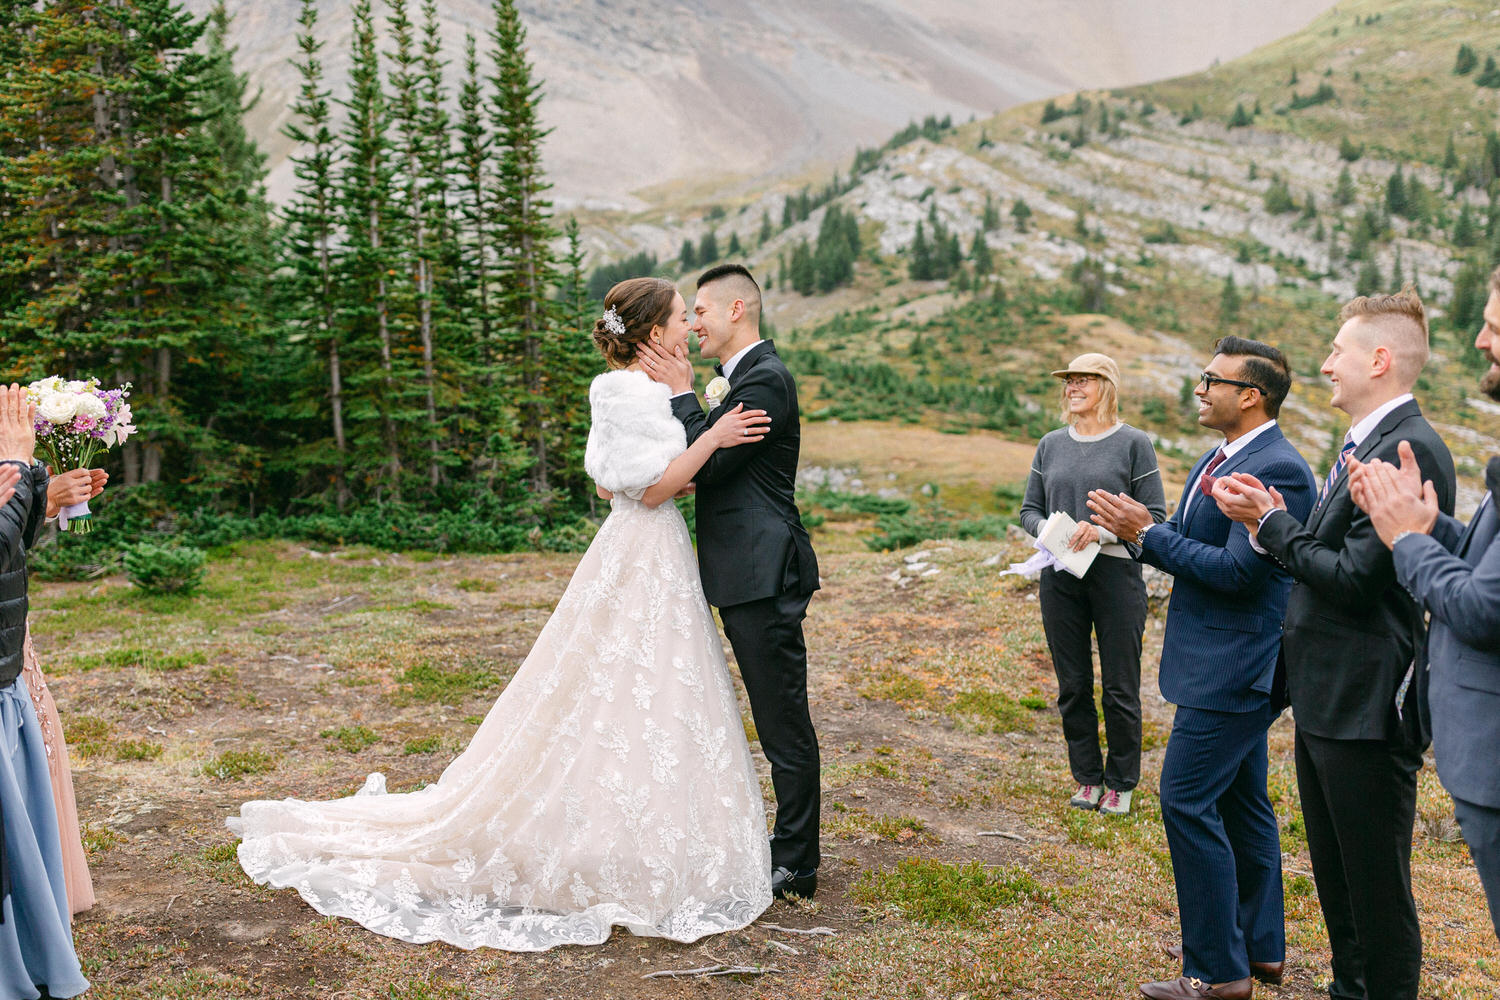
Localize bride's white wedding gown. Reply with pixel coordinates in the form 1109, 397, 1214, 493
228, 370, 773, 951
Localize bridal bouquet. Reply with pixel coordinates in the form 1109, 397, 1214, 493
25, 376, 136, 533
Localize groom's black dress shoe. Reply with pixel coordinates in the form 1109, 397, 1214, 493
771, 866, 817, 900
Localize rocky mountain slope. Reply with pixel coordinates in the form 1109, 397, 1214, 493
598, 0, 1500, 510
190, 0, 1336, 208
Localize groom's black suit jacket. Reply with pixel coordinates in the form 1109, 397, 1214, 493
1257, 398, 1455, 743
671, 341, 819, 608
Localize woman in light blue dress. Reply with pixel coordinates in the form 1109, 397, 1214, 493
0, 392, 88, 1000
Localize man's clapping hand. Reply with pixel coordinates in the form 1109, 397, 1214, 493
0, 383, 36, 464
1347, 440, 1439, 547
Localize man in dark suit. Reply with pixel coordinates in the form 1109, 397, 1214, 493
1350, 272, 1500, 942
1090, 337, 1316, 1000
640, 264, 822, 900
1213, 290, 1455, 1000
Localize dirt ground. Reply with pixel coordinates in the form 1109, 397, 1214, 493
28, 536, 1500, 999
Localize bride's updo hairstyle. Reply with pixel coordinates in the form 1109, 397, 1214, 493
593, 277, 677, 369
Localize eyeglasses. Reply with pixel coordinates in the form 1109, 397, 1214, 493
1199, 372, 1263, 394
1063, 375, 1098, 387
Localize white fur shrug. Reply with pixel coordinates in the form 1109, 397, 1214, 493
584, 370, 688, 499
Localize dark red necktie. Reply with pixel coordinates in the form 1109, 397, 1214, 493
1198, 448, 1227, 497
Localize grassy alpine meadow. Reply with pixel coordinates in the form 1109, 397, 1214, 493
24, 531, 1498, 999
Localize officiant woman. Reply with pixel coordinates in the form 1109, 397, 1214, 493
1019, 354, 1165, 817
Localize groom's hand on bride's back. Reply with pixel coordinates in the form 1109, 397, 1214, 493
639, 341, 694, 396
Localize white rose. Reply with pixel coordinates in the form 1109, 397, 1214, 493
704, 376, 731, 410
36, 391, 78, 424
62, 379, 89, 394
25, 376, 60, 406
74, 393, 107, 420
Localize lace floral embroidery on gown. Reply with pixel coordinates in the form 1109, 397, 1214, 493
229, 370, 772, 951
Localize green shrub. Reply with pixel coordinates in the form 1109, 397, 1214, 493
392, 660, 504, 705
321, 725, 380, 753
123, 543, 207, 594
852, 859, 1049, 927
203, 749, 277, 780
403, 735, 443, 755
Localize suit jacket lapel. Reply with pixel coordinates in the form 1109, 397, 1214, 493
1310, 400, 1421, 533
1192, 424, 1282, 533
1458, 455, 1500, 558
727, 340, 775, 387
1174, 447, 1219, 531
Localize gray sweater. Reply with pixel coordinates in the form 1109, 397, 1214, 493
1019, 423, 1166, 558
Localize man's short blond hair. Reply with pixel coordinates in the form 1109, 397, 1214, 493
1337, 285, 1429, 384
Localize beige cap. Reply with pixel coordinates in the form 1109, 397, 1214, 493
1051, 352, 1120, 386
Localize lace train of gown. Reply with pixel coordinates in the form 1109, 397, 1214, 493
229, 496, 773, 951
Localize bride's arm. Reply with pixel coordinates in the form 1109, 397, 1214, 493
639, 404, 769, 509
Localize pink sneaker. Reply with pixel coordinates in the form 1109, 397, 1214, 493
1069, 783, 1102, 809
1099, 788, 1133, 816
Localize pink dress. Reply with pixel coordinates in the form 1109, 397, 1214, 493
21, 626, 95, 914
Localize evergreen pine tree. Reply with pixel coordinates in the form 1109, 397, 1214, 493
389, 0, 445, 487
909, 222, 934, 280
1219, 274, 1241, 323
698, 229, 718, 264
280, 0, 350, 506
1455, 202, 1478, 246
488, 0, 562, 502
1384, 166, 1407, 217
758, 210, 774, 245
1334, 166, 1356, 206
1445, 133, 1460, 172
338, 0, 406, 497
1010, 199, 1032, 232
1355, 259, 1383, 297
970, 231, 993, 273
727, 231, 743, 257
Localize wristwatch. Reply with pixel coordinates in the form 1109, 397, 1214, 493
1133, 523, 1153, 546
1391, 529, 1419, 548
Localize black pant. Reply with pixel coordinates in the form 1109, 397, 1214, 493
719, 590, 820, 872
1295, 727, 1423, 1000
1038, 558, 1147, 791
1452, 795, 1500, 943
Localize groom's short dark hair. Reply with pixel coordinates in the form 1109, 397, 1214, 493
697, 264, 762, 326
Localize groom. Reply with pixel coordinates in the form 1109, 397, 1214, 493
641, 263, 822, 900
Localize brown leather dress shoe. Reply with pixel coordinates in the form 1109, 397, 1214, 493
1160, 943, 1284, 986
1139, 976, 1253, 1000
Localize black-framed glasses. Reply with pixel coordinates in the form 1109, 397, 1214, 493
1199, 372, 1263, 394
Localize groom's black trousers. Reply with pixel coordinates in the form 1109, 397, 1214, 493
719, 590, 820, 873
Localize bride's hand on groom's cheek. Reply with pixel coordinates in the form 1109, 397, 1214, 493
639, 341, 694, 395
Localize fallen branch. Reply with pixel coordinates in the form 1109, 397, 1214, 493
643, 965, 781, 979
978, 830, 1028, 842
164, 894, 181, 914
760, 923, 836, 936
766, 940, 801, 956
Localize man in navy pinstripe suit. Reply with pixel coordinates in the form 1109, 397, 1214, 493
1090, 337, 1316, 999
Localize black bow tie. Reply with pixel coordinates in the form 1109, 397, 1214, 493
714, 363, 725, 378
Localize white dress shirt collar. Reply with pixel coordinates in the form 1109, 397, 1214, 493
1221, 417, 1279, 460
1348, 393, 1414, 448
721, 339, 765, 380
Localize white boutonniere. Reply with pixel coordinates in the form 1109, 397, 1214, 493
704, 376, 731, 410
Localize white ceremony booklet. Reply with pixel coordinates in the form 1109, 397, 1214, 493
1036, 510, 1101, 579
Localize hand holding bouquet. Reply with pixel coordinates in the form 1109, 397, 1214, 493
25, 376, 135, 533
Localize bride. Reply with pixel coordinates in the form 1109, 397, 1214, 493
229, 277, 776, 952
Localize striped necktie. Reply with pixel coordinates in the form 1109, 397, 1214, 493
1317, 434, 1357, 508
